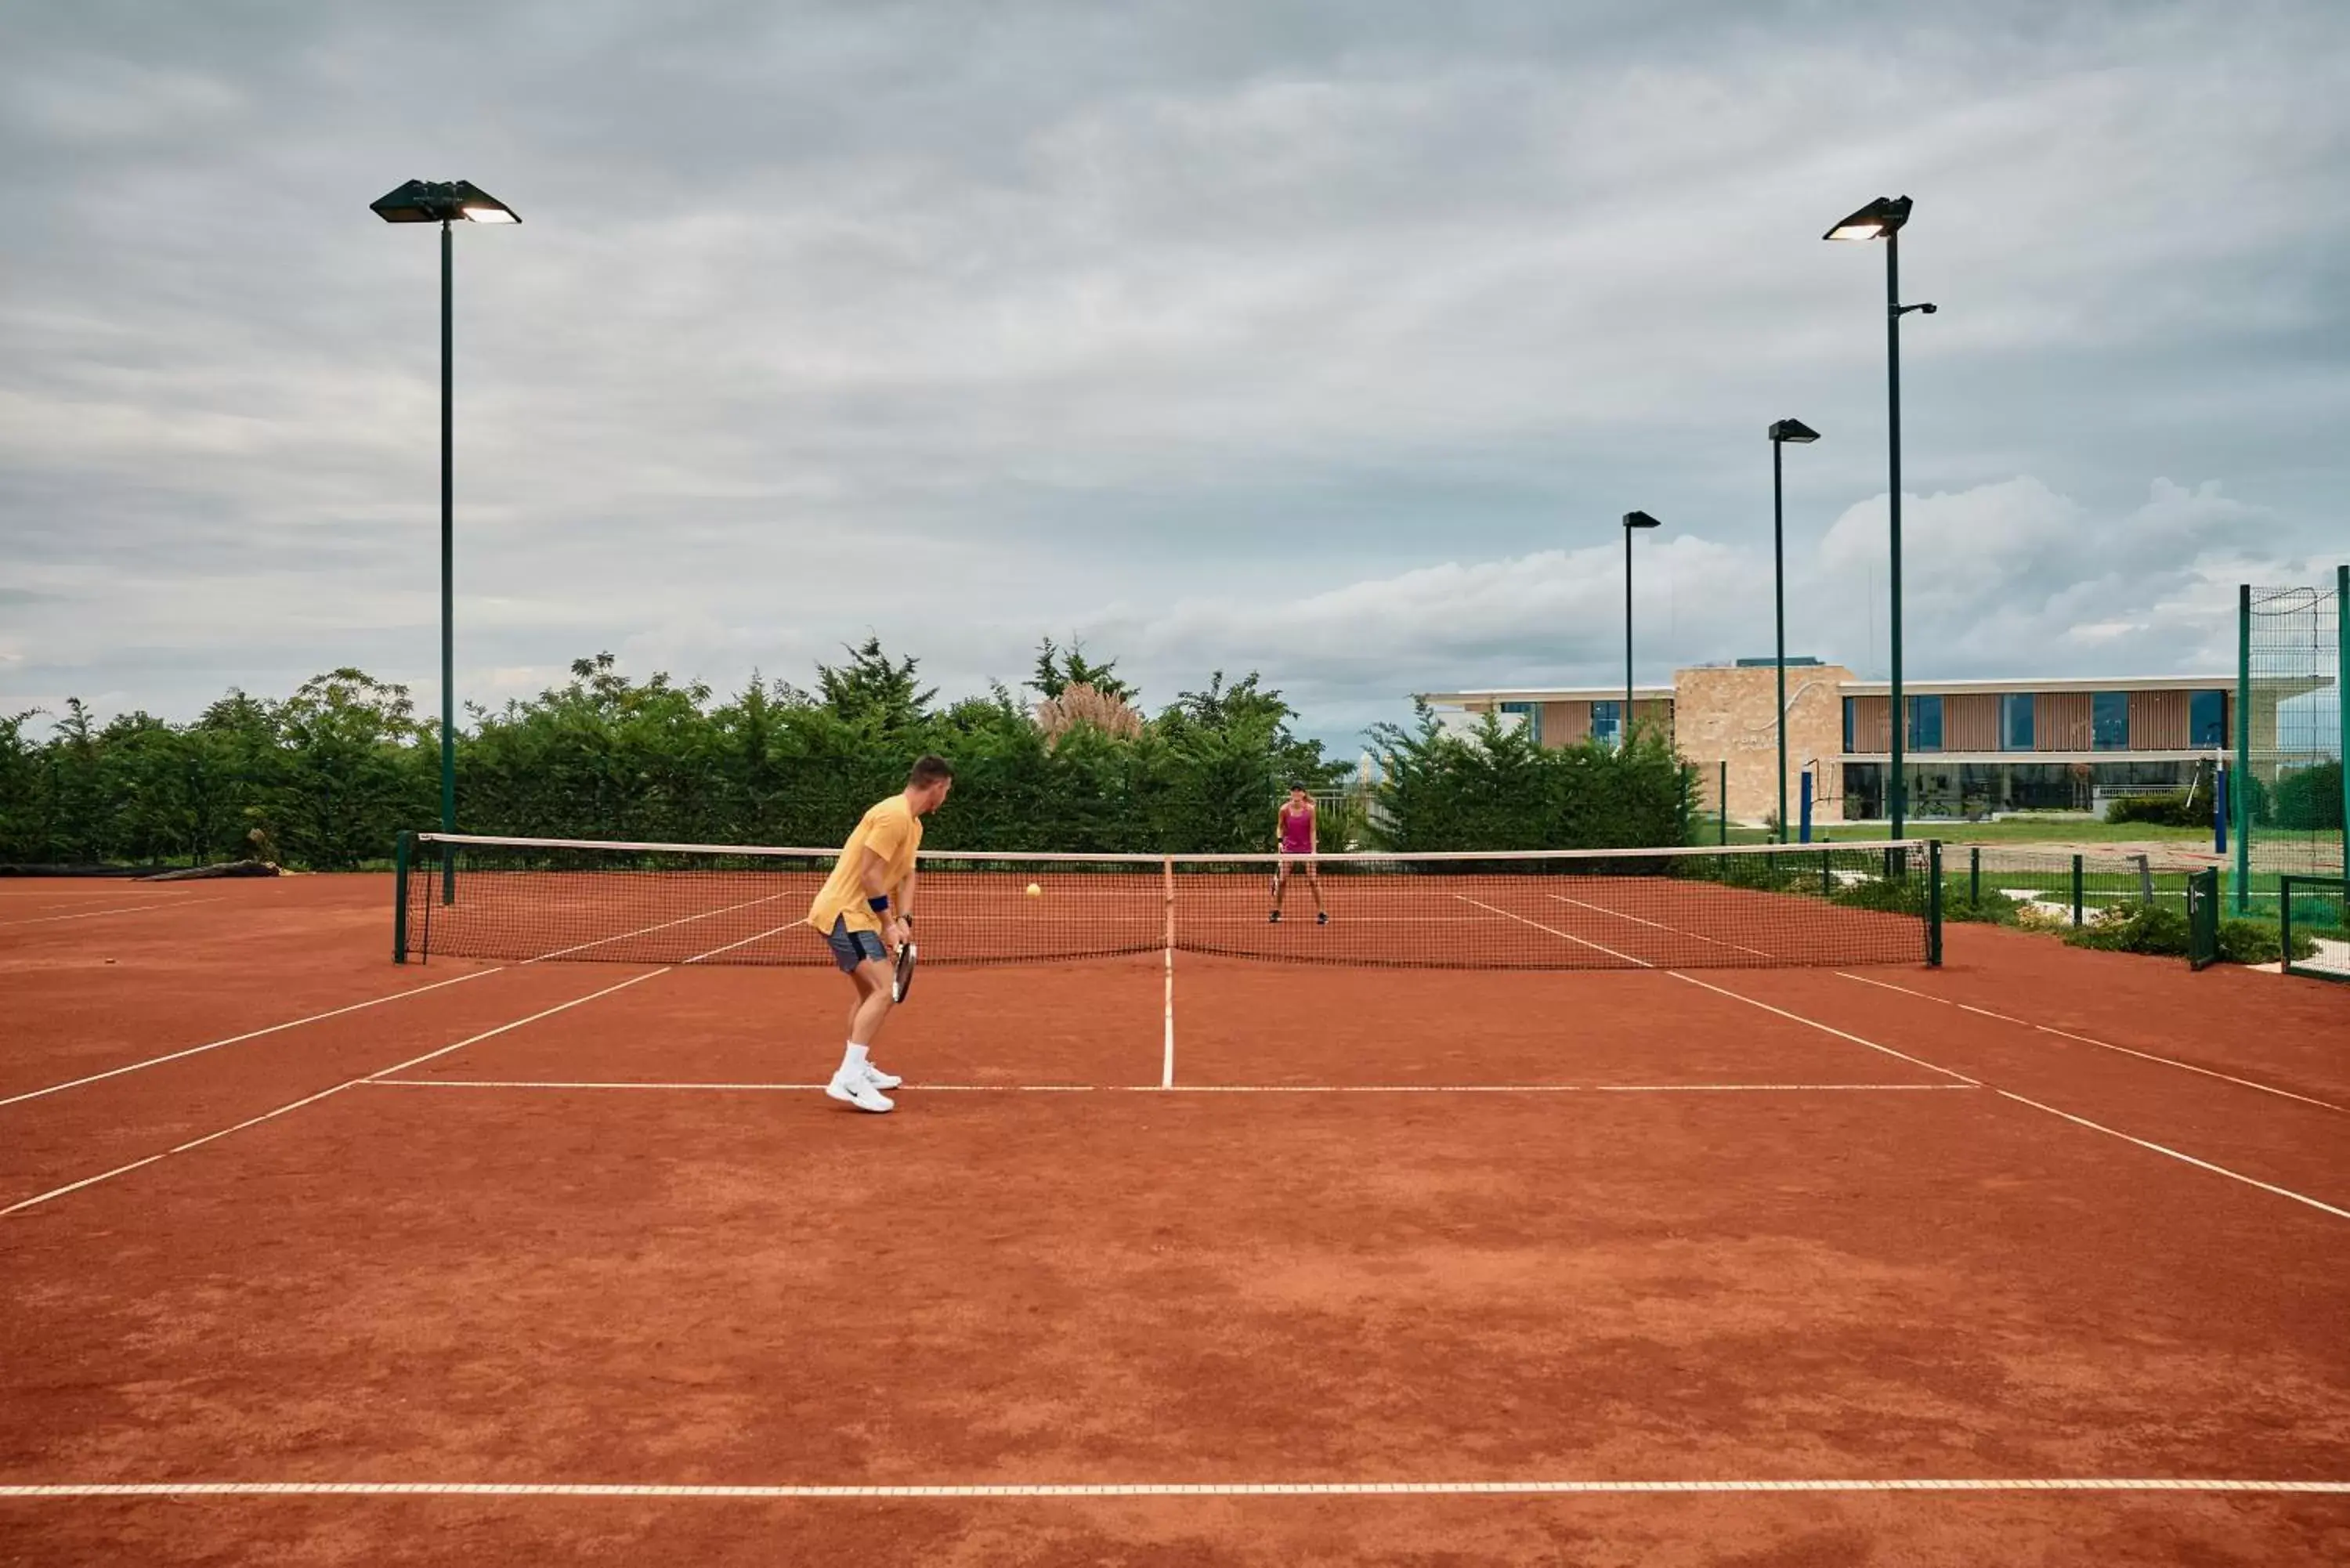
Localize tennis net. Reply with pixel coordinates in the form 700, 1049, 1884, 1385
394, 833, 1940, 970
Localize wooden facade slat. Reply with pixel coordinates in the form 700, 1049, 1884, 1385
1544, 701, 1591, 746
2036, 692, 2092, 751
1942, 694, 1998, 752
2129, 690, 2189, 750
1849, 695, 1891, 753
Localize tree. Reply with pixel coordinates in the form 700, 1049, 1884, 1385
811, 636, 935, 732
1030, 636, 1137, 703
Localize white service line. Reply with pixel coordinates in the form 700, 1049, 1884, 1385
1460, 898, 1974, 1086
361, 1078, 1976, 1095
681, 918, 808, 963
0, 897, 226, 929
1994, 1091, 2350, 1222
1, 1477, 2341, 1501
1452, 897, 1653, 966
522, 893, 800, 963
1835, 970, 2348, 1115
1544, 892, 1779, 961
1665, 973, 1980, 1086
355, 970, 673, 1082
0, 970, 672, 1218
0, 968, 504, 1109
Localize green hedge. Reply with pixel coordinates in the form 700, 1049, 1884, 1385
5, 646, 1701, 872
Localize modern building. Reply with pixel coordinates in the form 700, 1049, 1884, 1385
1415, 663, 2279, 824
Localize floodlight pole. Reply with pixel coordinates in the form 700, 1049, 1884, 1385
1773, 437, 1788, 841
1624, 526, 1635, 749
440, 219, 456, 893
1885, 229, 1906, 840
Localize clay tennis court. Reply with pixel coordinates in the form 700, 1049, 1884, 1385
3, 869, 2348, 1566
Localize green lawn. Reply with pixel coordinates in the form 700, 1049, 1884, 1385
1714, 818, 2215, 847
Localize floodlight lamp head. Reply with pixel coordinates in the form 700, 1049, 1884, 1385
371, 179, 520, 225
1823, 194, 1911, 242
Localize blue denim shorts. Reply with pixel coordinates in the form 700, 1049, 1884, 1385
824, 914, 889, 973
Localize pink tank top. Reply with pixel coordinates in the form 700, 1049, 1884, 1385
1279, 804, 1314, 853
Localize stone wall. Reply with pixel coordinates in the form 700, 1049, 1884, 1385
1673, 664, 1852, 828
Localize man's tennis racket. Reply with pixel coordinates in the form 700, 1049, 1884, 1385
891, 941, 917, 1003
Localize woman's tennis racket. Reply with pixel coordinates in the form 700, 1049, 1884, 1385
891, 941, 917, 1003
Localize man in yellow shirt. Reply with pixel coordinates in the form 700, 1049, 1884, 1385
808, 754, 954, 1113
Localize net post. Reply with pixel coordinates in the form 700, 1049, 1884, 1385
2281, 876, 2296, 976
1969, 845, 1979, 905
2187, 866, 2218, 971
1717, 761, 1728, 845
1820, 846, 1832, 897
392, 831, 413, 963
1926, 840, 1943, 967
2337, 565, 2348, 852
2071, 853, 2084, 927
1160, 856, 1176, 1089
2234, 582, 2251, 914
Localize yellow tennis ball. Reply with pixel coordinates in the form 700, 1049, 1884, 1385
1025, 882, 1042, 897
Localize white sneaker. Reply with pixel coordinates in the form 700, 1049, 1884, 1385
825, 1071, 894, 1114
862, 1061, 903, 1091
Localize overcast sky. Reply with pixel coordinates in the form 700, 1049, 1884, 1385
4, 0, 2346, 753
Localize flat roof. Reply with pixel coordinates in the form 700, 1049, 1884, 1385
1838, 674, 2236, 697
1422, 672, 2253, 705
1416, 687, 1676, 705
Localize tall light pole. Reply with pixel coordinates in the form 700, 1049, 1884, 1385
1825, 196, 1932, 837
371, 180, 519, 891
1622, 511, 1663, 750
1768, 419, 1820, 841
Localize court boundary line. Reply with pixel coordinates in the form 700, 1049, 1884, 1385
0, 897, 226, 929
1835, 971, 2348, 1115
0, 969, 506, 1110
1543, 891, 1781, 961
1465, 901, 2350, 1221
0, 970, 670, 1219
1994, 1090, 2350, 1221
2, 1476, 2343, 1501
359, 1079, 1983, 1095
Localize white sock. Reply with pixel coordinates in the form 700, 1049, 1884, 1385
840, 1042, 870, 1078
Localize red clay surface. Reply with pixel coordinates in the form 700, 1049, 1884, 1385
2, 873, 2346, 1566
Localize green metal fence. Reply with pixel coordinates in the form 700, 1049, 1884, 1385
2234, 571, 2346, 912
2279, 875, 2349, 983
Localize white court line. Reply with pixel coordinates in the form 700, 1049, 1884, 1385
1665, 973, 1980, 1087
1459, 900, 1977, 1087
1994, 1091, 2350, 1222
1835, 971, 2348, 1115
1, 1477, 2342, 1500
0, 897, 225, 928
1676, 974, 2350, 1222
682, 917, 809, 963
374, 1082, 1912, 1096
0, 969, 504, 1109
1544, 891, 1779, 961
0, 970, 671, 1218
1452, 896, 1652, 966
517, 892, 801, 963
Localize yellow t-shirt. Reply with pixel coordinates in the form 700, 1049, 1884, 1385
808, 794, 923, 936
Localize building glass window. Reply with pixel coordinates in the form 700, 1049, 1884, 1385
1590, 700, 1619, 747
1498, 701, 1542, 746
1907, 695, 1943, 752
2092, 691, 2129, 750
1842, 697, 1855, 753
2189, 690, 2226, 748
2002, 692, 2034, 750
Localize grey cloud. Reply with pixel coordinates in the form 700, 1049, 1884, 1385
2, 1, 2346, 753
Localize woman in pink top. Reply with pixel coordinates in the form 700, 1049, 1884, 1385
1269, 784, 1329, 925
